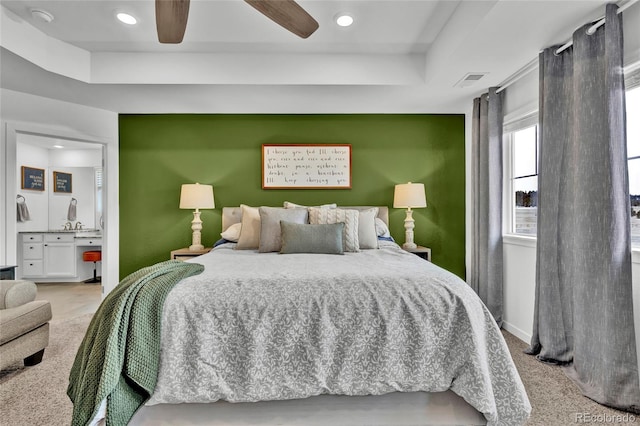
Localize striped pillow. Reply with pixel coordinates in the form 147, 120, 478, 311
308, 207, 360, 252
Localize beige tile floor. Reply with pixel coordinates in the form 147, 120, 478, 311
35, 281, 102, 321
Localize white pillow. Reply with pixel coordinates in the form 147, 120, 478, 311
375, 217, 391, 238
236, 204, 261, 250
353, 207, 379, 249
308, 207, 360, 252
283, 201, 337, 209
220, 222, 242, 242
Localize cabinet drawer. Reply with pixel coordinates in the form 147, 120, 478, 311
23, 243, 43, 260
22, 260, 43, 277
76, 238, 102, 247
45, 233, 75, 243
22, 234, 43, 243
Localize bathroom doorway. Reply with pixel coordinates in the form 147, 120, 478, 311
8, 130, 107, 308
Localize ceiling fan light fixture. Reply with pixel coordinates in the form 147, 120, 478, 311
116, 12, 138, 25
335, 13, 353, 27
31, 9, 54, 23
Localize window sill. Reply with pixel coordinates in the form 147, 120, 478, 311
502, 234, 640, 263
503, 234, 537, 248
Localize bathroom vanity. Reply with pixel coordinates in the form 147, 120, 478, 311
19, 231, 102, 282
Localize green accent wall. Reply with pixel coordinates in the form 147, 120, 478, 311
119, 114, 465, 279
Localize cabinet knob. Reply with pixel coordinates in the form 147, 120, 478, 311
29, 246, 33, 249
57, 237, 61, 240
29, 263, 33, 266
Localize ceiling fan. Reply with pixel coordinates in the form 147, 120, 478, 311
155, 0, 319, 44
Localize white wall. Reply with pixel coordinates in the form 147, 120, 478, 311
16, 143, 48, 232
50, 149, 101, 168
1, 88, 119, 296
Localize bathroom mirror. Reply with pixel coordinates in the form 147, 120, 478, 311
16, 134, 103, 233
48, 167, 101, 230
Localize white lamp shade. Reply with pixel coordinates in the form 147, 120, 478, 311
179, 183, 215, 209
393, 182, 426, 208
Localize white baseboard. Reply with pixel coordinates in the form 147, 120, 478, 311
502, 321, 532, 344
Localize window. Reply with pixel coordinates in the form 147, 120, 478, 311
627, 85, 640, 247
503, 85, 638, 242
504, 120, 539, 236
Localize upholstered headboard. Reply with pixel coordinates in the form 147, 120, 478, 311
222, 206, 389, 232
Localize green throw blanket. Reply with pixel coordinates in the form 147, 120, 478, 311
67, 260, 204, 426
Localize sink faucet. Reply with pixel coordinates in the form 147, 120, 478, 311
63, 222, 72, 231
74, 222, 83, 230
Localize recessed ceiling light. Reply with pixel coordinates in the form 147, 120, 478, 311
335, 14, 353, 27
53, 145, 64, 149
31, 9, 54, 23
116, 12, 137, 25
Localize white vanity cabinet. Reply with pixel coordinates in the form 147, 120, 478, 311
43, 233, 76, 277
19, 232, 80, 279
21, 234, 44, 276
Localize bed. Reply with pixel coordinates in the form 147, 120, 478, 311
77, 205, 531, 426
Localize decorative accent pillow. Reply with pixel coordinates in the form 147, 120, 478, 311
353, 207, 379, 249
220, 222, 242, 242
258, 207, 309, 252
283, 201, 337, 209
280, 222, 344, 255
235, 204, 261, 250
375, 217, 391, 238
308, 207, 360, 252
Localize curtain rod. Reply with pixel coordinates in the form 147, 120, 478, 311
495, 58, 538, 94
495, 0, 638, 94
555, 0, 638, 55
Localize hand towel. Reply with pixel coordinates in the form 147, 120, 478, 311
67, 198, 77, 221
17, 197, 31, 222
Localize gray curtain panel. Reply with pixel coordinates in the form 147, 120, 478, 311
470, 88, 503, 326
527, 4, 640, 413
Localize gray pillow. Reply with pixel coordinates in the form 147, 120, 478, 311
258, 207, 308, 252
280, 222, 344, 255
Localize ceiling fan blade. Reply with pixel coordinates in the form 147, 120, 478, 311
156, 0, 190, 44
245, 0, 319, 39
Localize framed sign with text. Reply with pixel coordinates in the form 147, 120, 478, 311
21, 166, 45, 191
53, 171, 72, 193
262, 144, 352, 189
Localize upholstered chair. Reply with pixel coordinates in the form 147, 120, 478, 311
0, 280, 52, 370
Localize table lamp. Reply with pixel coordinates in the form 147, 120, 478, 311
393, 182, 427, 250
179, 183, 215, 251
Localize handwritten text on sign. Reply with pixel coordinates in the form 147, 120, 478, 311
263, 144, 351, 189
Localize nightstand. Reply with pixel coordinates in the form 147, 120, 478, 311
170, 247, 212, 261
404, 246, 431, 262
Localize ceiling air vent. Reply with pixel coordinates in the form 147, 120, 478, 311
455, 72, 488, 88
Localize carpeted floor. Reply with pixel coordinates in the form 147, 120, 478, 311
502, 332, 637, 425
1, 315, 638, 425
0, 314, 91, 425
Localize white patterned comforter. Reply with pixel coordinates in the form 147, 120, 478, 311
148, 241, 531, 425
